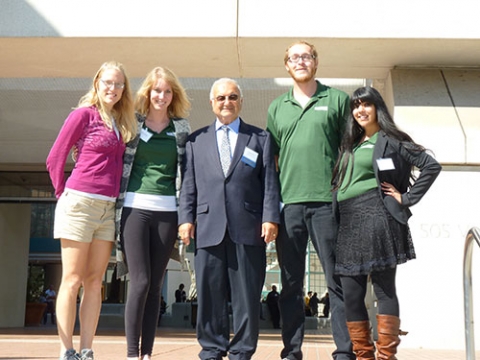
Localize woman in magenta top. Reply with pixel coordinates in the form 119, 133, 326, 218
46, 61, 137, 360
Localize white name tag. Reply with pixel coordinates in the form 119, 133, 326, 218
376, 158, 395, 171
166, 132, 175, 137
140, 127, 153, 142
242, 147, 258, 168
315, 106, 328, 111
361, 144, 375, 149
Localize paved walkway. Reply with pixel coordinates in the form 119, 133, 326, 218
0, 325, 476, 360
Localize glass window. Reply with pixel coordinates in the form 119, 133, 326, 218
30, 203, 55, 238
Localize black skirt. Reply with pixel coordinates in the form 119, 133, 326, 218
335, 189, 416, 276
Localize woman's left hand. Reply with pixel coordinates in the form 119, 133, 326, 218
381, 182, 402, 204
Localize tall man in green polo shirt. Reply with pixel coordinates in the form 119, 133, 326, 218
267, 41, 354, 360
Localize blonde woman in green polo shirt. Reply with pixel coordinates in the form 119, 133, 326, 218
115, 67, 191, 360
332, 86, 441, 360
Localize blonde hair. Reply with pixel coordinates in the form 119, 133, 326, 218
283, 40, 319, 64
77, 61, 137, 143
135, 67, 191, 119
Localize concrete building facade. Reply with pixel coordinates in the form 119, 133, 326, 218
1, 0, 480, 351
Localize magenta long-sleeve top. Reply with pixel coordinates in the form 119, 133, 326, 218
46, 106, 126, 199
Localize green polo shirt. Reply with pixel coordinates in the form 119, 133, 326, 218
127, 121, 177, 196
267, 81, 349, 204
337, 132, 379, 202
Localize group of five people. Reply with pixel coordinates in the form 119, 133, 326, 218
46, 40, 441, 360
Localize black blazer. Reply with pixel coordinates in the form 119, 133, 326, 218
334, 130, 442, 225
373, 130, 441, 224
178, 119, 280, 248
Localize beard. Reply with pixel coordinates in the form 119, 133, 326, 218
288, 67, 317, 83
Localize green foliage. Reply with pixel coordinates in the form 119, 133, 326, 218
26, 265, 45, 303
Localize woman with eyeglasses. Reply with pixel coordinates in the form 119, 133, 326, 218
46, 61, 137, 360
114, 67, 191, 360
332, 86, 441, 359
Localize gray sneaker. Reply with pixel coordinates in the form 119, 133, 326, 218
79, 348, 94, 360
60, 348, 80, 360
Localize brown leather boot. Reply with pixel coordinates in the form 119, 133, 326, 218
376, 314, 408, 360
346, 320, 375, 360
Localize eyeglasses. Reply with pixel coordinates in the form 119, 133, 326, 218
287, 53, 316, 64
100, 79, 125, 89
214, 94, 239, 102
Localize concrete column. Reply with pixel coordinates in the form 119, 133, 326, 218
389, 68, 465, 164
386, 68, 480, 350
0, 203, 31, 327
44, 263, 62, 291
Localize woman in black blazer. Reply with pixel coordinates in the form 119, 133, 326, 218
332, 86, 441, 360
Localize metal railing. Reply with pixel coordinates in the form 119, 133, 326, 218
464, 227, 480, 360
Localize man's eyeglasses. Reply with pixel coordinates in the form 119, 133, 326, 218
287, 54, 316, 64
100, 79, 125, 89
214, 94, 239, 102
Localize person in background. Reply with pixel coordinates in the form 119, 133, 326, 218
175, 283, 187, 303
114, 66, 191, 360
332, 86, 441, 359
267, 40, 354, 360
309, 292, 320, 317
320, 292, 330, 318
158, 296, 167, 326
46, 61, 137, 360
304, 291, 312, 316
179, 78, 280, 360
266, 285, 281, 329
44, 284, 57, 325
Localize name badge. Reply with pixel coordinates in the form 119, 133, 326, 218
166, 132, 175, 137
376, 158, 395, 171
242, 147, 258, 168
315, 106, 328, 111
140, 127, 153, 142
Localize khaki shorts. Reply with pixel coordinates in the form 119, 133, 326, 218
54, 190, 115, 242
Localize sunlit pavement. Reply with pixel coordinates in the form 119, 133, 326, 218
0, 325, 477, 360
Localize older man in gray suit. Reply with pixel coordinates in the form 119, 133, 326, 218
179, 78, 280, 360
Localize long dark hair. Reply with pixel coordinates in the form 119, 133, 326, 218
332, 86, 425, 190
